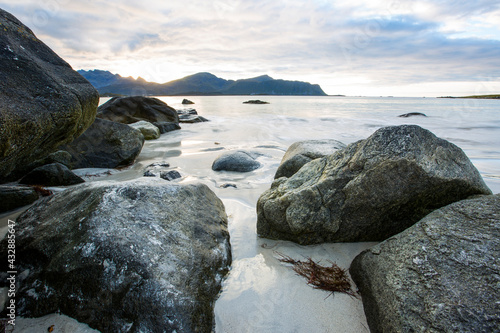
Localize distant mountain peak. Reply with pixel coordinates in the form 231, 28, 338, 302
79, 70, 327, 96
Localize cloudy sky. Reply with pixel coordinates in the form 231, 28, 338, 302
3, 0, 500, 96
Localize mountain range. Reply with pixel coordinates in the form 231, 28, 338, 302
77, 70, 327, 96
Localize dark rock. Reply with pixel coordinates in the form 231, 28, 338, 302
350, 194, 500, 333
0, 178, 231, 332
0, 9, 99, 182
257, 125, 492, 244
177, 109, 209, 123
152, 121, 181, 134
220, 183, 237, 189
243, 100, 269, 104
143, 162, 171, 178
275, 139, 346, 179
26, 150, 73, 172
398, 112, 427, 117
182, 99, 195, 104
212, 151, 262, 172
60, 118, 145, 169
0, 185, 39, 213
178, 114, 210, 123
160, 170, 182, 181
19, 163, 84, 186
128, 121, 160, 140
97, 96, 179, 124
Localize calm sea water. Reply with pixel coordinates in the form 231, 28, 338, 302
137, 95, 500, 193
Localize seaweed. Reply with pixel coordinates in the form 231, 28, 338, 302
276, 253, 358, 298
31, 185, 53, 196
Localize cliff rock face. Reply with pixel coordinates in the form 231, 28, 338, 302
257, 125, 492, 244
0, 9, 99, 182
0, 178, 231, 332
350, 194, 500, 333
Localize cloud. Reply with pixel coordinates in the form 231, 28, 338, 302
1, 0, 500, 95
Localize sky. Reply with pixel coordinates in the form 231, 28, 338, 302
2, 0, 500, 97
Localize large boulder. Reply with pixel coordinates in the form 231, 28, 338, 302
257, 125, 492, 244
19, 163, 84, 186
212, 151, 262, 172
350, 194, 500, 333
0, 178, 231, 332
274, 139, 346, 178
60, 118, 145, 169
97, 96, 179, 124
0, 9, 99, 182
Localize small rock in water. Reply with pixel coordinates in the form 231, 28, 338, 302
220, 183, 237, 189
182, 99, 195, 104
243, 100, 269, 104
398, 112, 427, 117
212, 151, 262, 172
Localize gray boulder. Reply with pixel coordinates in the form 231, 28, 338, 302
0, 9, 99, 182
0, 185, 39, 213
0, 178, 231, 332
97, 96, 179, 124
182, 99, 195, 104
275, 139, 346, 178
128, 120, 160, 140
19, 163, 84, 186
212, 151, 262, 172
350, 194, 500, 333
257, 125, 492, 244
60, 118, 145, 169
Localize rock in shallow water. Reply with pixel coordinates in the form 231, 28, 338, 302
350, 194, 500, 333
97, 96, 179, 125
0, 9, 99, 182
257, 125, 492, 244
212, 151, 262, 172
0, 178, 231, 332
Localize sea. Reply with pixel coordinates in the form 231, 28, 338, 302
3, 95, 500, 332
